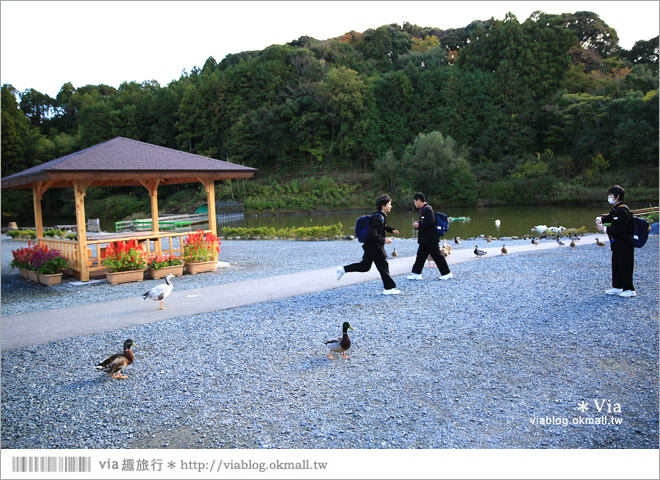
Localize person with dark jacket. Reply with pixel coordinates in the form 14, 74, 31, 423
407, 192, 453, 281
337, 194, 401, 295
596, 185, 635, 297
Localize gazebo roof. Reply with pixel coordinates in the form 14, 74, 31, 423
1, 137, 257, 189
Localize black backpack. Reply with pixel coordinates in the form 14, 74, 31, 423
623, 206, 650, 248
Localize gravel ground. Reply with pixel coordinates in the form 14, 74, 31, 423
1, 235, 658, 449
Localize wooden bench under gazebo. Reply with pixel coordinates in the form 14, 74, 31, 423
1, 137, 257, 281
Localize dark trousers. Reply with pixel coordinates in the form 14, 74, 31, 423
344, 251, 396, 290
612, 249, 634, 291
412, 242, 450, 275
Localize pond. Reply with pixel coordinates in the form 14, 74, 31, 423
229, 204, 641, 239
40, 203, 652, 239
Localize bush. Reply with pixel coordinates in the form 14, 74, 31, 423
223, 223, 343, 239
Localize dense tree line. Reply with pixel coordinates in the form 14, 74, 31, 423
2, 11, 658, 218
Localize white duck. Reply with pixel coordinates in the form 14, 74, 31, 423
142, 274, 175, 310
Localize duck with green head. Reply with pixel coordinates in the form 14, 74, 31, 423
324, 322, 356, 359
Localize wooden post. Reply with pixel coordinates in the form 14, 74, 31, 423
199, 178, 218, 261
140, 179, 161, 254
32, 181, 53, 241
74, 181, 90, 281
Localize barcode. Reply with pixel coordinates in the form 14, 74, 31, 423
12, 456, 92, 473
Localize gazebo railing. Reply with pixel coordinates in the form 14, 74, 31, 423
37, 230, 212, 279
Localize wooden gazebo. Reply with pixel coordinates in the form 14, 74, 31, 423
1, 137, 257, 281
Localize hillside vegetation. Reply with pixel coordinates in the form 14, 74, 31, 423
2, 11, 658, 220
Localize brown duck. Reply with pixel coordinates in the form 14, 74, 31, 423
95, 339, 137, 379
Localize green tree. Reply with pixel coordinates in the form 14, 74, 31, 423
1, 84, 31, 174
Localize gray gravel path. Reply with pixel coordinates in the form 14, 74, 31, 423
1, 236, 658, 449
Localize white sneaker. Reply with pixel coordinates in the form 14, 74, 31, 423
382, 288, 402, 295
439, 272, 454, 280
605, 288, 623, 295
336, 266, 345, 280
406, 273, 423, 280
618, 290, 637, 297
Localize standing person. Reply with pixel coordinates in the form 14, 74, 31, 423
407, 192, 453, 281
337, 194, 401, 295
596, 185, 636, 297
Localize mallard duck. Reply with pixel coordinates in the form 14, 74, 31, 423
531, 237, 540, 245
501, 244, 508, 255
391, 248, 398, 258
142, 274, 175, 309
324, 322, 355, 359
570, 239, 576, 248
454, 236, 461, 245
474, 245, 487, 258
486, 235, 492, 243
95, 339, 137, 379
442, 239, 452, 253
596, 238, 606, 247
556, 237, 565, 246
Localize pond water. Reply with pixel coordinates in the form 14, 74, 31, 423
236, 205, 616, 239
40, 203, 652, 239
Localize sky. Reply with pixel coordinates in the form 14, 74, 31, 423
1, 1, 659, 98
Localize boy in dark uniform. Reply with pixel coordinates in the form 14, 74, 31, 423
407, 192, 453, 281
337, 194, 401, 295
596, 185, 635, 297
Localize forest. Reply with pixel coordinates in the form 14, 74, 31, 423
1, 10, 658, 221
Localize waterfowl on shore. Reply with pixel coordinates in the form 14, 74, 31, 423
570, 239, 576, 248
501, 244, 508, 255
596, 238, 606, 247
486, 235, 492, 243
531, 237, 540, 245
442, 239, 452, 253
439, 247, 449, 258
324, 322, 355, 359
142, 274, 175, 310
474, 245, 487, 258
454, 236, 461, 245
95, 339, 137, 379
556, 237, 565, 246
391, 248, 398, 258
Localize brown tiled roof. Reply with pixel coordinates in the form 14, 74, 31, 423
1, 137, 257, 189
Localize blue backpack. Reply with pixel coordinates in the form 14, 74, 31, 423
435, 211, 450, 237
355, 213, 382, 242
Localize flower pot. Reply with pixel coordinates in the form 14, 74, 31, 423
148, 264, 184, 279
18, 267, 29, 279
106, 269, 146, 284
185, 261, 217, 275
39, 273, 63, 286
27, 269, 39, 282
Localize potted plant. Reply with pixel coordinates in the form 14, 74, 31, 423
26, 243, 49, 282
147, 253, 184, 279
183, 230, 221, 274
33, 248, 69, 286
10, 243, 33, 279
101, 239, 147, 284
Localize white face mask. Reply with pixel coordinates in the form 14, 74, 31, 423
608, 197, 616, 205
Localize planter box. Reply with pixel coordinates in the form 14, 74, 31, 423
27, 269, 39, 282
148, 264, 184, 279
18, 267, 29, 279
185, 261, 217, 275
39, 273, 63, 286
106, 269, 146, 284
